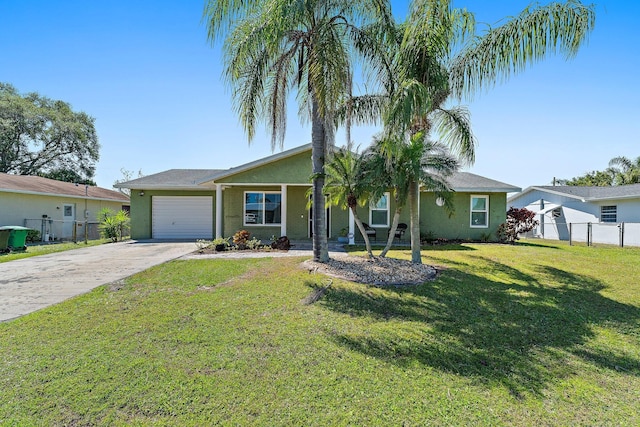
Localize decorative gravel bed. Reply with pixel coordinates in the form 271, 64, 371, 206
303, 255, 437, 286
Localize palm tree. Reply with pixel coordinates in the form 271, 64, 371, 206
324, 147, 375, 258
366, 133, 458, 258
346, 0, 595, 263
204, 0, 393, 262
609, 156, 640, 185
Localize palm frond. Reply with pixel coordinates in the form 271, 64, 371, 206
450, 0, 595, 99
431, 106, 476, 165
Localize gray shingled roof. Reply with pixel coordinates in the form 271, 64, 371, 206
0, 173, 130, 202
114, 144, 520, 192
115, 168, 519, 193
531, 184, 640, 201
117, 169, 225, 189
446, 172, 521, 193
116, 144, 314, 189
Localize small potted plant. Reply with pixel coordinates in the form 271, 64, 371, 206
337, 228, 349, 244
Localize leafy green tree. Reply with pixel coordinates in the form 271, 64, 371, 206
556, 155, 640, 186
204, 0, 393, 263
0, 83, 99, 182
347, 0, 594, 263
609, 156, 640, 185
556, 169, 616, 186
39, 168, 97, 186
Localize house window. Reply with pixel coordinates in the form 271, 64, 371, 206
601, 205, 617, 223
370, 193, 390, 227
470, 195, 489, 228
244, 192, 282, 225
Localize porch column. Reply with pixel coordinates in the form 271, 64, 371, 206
280, 184, 287, 237
348, 209, 355, 244
215, 184, 223, 238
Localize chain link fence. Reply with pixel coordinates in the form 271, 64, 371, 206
24, 218, 101, 243
527, 222, 640, 247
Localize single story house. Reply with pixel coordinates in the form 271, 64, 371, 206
115, 144, 520, 243
507, 184, 640, 246
0, 173, 130, 241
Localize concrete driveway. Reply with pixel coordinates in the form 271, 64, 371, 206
0, 240, 196, 322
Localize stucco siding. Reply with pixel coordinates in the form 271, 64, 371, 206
218, 151, 312, 185
1, 192, 128, 240
222, 185, 312, 241
286, 186, 312, 240
610, 199, 640, 223
421, 192, 506, 241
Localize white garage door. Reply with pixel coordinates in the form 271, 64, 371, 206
152, 196, 213, 239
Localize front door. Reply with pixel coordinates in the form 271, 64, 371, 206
62, 204, 75, 239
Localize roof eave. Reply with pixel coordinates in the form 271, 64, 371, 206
0, 188, 129, 203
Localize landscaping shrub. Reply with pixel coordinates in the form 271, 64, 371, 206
26, 229, 41, 243
98, 208, 130, 242
232, 229, 251, 249
497, 207, 538, 244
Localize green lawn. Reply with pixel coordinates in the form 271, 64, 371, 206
0, 238, 112, 263
1, 240, 638, 425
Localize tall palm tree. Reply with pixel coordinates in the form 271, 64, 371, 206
346, 0, 595, 263
366, 133, 458, 258
204, 0, 393, 262
609, 156, 640, 185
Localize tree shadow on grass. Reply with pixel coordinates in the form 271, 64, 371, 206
320, 255, 640, 398
510, 241, 563, 249
345, 243, 477, 255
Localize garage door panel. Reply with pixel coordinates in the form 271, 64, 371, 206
152, 196, 213, 239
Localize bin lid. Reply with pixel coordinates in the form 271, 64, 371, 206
0, 226, 32, 230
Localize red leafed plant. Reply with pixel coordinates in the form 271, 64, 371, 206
233, 229, 251, 248
497, 207, 539, 244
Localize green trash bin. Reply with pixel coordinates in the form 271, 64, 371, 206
0, 226, 30, 251
0, 229, 11, 253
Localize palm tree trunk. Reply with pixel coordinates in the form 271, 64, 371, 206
351, 206, 374, 259
408, 179, 422, 264
311, 96, 329, 262
380, 208, 401, 258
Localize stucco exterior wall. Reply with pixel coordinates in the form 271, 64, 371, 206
421, 192, 507, 241
217, 151, 311, 184
509, 189, 640, 243
130, 187, 510, 243
1, 192, 128, 239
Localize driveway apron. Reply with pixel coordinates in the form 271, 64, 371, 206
0, 240, 196, 322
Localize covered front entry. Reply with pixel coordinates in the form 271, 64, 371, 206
308, 196, 331, 238
152, 196, 213, 239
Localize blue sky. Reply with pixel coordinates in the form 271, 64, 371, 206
1, 1, 638, 191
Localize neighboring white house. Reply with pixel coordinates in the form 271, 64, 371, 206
0, 173, 130, 241
508, 184, 640, 246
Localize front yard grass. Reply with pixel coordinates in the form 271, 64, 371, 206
0, 240, 638, 425
0, 238, 112, 263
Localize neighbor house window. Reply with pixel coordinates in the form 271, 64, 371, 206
470, 195, 489, 228
601, 205, 617, 223
370, 193, 390, 227
244, 192, 282, 225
